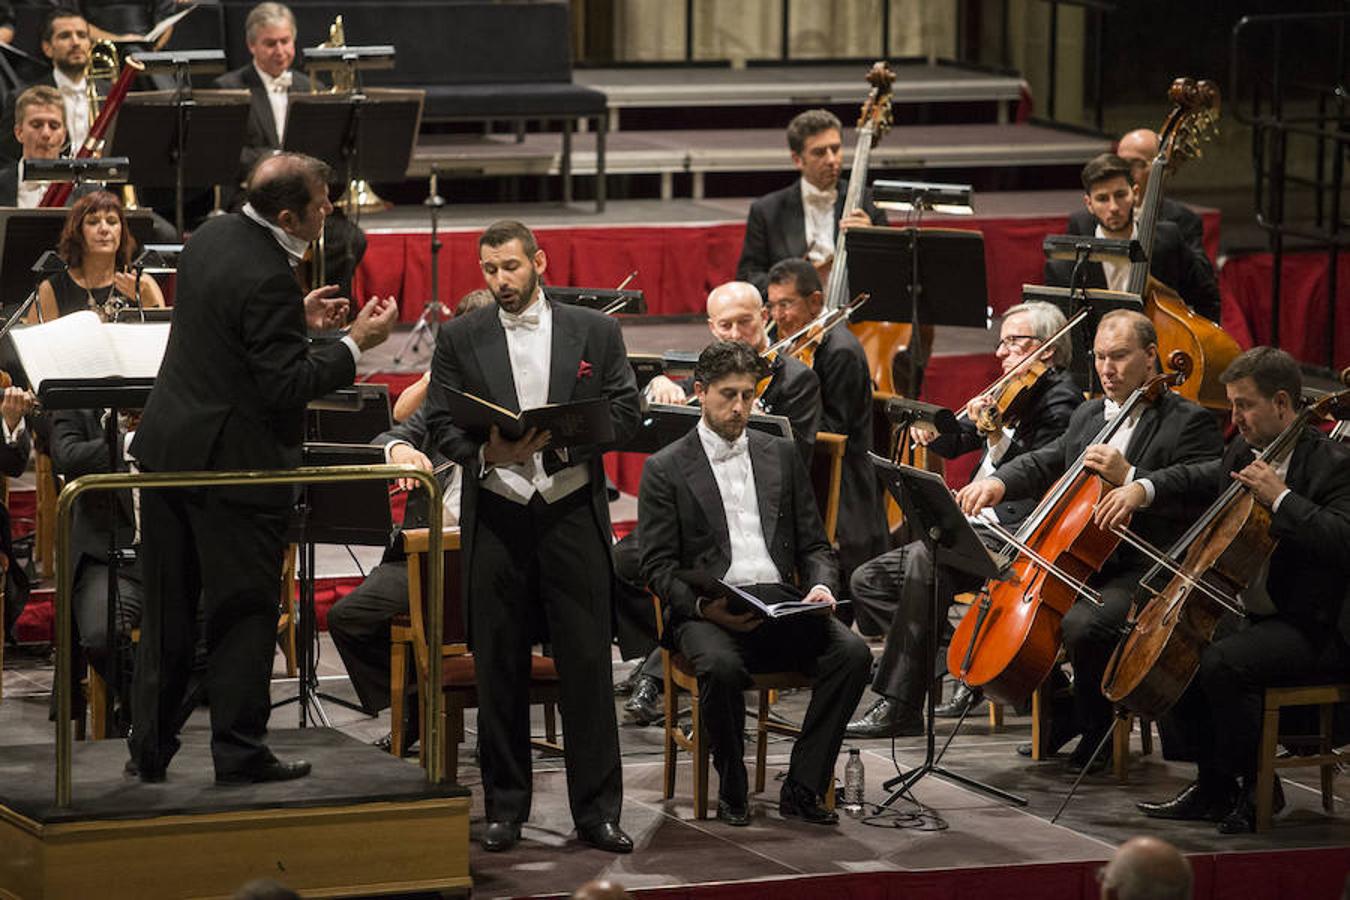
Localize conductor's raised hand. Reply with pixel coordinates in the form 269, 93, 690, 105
304, 284, 351, 331
348, 296, 398, 350
700, 597, 761, 633
483, 425, 552, 467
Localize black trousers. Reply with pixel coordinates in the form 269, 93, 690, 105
611, 531, 658, 662
850, 539, 986, 711
73, 558, 143, 685
327, 560, 409, 714
1060, 567, 1143, 748
1165, 616, 1350, 783
472, 487, 622, 829
131, 487, 288, 777
671, 610, 871, 802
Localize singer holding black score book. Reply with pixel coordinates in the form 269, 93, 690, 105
638, 340, 871, 828
423, 219, 640, 855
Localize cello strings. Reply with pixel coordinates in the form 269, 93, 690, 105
980, 519, 1104, 606
1106, 523, 1245, 615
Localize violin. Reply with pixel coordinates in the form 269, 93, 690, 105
1129, 78, 1240, 414
946, 352, 1193, 706
1103, 375, 1350, 718
959, 308, 1084, 438
754, 291, 871, 397
0, 370, 39, 417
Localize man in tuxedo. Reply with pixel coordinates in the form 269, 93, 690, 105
736, 108, 885, 295
1048, 153, 1220, 323
0, 6, 88, 167
959, 310, 1223, 772
0, 85, 64, 206
327, 404, 459, 755
765, 257, 887, 599
1096, 347, 1350, 832
215, 2, 364, 293
639, 340, 871, 826
128, 152, 397, 784
1067, 129, 1208, 263
423, 219, 640, 854
846, 302, 1084, 738
618, 280, 822, 725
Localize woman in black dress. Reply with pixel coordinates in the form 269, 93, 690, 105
29, 190, 165, 322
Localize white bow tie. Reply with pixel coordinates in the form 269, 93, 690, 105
269, 71, 293, 93
1103, 398, 1124, 422
500, 308, 541, 332
803, 188, 837, 210
711, 436, 748, 464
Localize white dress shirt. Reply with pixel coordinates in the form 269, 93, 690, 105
696, 420, 780, 587
254, 63, 293, 143
1101, 397, 1143, 483
52, 68, 90, 153
383, 440, 462, 526
480, 292, 590, 506
1095, 220, 1139, 293
800, 178, 838, 265
969, 426, 1015, 524
15, 170, 48, 209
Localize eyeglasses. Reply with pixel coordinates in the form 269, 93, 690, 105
996, 334, 1042, 350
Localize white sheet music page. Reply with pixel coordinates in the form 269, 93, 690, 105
8, 310, 169, 389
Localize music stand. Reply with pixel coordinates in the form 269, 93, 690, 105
846, 226, 990, 395
548, 287, 647, 315
278, 441, 393, 727
868, 454, 1026, 809
306, 383, 391, 444
106, 89, 250, 236
619, 404, 790, 454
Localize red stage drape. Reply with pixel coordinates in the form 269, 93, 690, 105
1220, 249, 1350, 370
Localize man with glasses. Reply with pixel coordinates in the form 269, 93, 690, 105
846, 302, 1083, 737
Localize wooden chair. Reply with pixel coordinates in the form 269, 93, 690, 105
399, 527, 560, 781
1112, 713, 1155, 781
0, 471, 6, 702
34, 450, 57, 580
1255, 683, 1350, 831
808, 432, 847, 544
654, 595, 833, 819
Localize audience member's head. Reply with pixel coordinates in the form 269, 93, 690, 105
246, 152, 333, 240
1099, 836, 1192, 900
570, 878, 634, 900
455, 288, 495, 317
233, 879, 300, 900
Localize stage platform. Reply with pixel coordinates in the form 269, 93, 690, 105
0, 727, 470, 899
575, 61, 1028, 128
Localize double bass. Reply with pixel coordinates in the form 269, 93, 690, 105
1103, 375, 1350, 718
1130, 78, 1240, 414
946, 352, 1193, 706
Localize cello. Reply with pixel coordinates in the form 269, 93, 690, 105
946, 352, 1193, 707
1129, 78, 1240, 414
1103, 376, 1350, 719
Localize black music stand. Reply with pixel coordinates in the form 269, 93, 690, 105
549, 287, 647, 315
305, 382, 391, 444
107, 89, 250, 236
37, 377, 156, 732
619, 404, 790, 454
846, 226, 990, 395
277, 440, 393, 727
868, 454, 1025, 809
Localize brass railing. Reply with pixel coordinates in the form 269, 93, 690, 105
53, 464, 444, 807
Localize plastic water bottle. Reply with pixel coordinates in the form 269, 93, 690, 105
842, 747, 865, 815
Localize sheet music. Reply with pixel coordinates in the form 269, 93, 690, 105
141, 5, 197, 44
9, 310, 168, 389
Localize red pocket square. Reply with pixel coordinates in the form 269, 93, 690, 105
577, 360, 594, 379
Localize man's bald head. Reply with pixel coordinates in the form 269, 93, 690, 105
246, 152, 331, 222
706, 281, 770, 352
1100, 836, 1192, 900
1117, 129, 1161, 192
570, 879, 633, 900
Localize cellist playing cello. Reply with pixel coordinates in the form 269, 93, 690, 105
957, 310, 1222, 773
1094, 347, 1350, 833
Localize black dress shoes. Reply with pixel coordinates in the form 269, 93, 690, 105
124, 757, 166, 784
614, 664, 644, 696
935, 682, 983, 719
845, 697, 924, 739
481, 820, 522, 852
623, 675, 664, 727
1137, 779, 1238, 823
215, 757, 312, 786
577, 821, 634, 853
1218, 777, 1284, 835
716, 798, 751, 827
1016, 719, 1081, 758
779, 778, 838, 825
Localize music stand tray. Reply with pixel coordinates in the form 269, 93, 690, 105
283, 89, 425, 184
846, 226, 990, 328
106, 90, 251, 189
619, 404, 790, 455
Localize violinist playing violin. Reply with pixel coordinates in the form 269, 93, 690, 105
617, 280, 822, 727
847, 301, 1083, 738
0, 373, 35, 641
1094, 347, 1350, 833
958, 310, 1222, 773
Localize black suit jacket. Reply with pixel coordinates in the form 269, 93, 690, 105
639, 427, 838, 634
49, 408, 136, 565
424, 298, 640, 595
1047, 218, 1220, 323
372, 405, 456, 561
928, 367, 1084, 527
674, 353, 821, 467
994, 389, 1223, 572
130, 212, 356, 508
213, 64, 313, 186
736, 178, 886, 294
1147, 428, 1350, 641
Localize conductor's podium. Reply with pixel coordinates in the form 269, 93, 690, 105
0, 728, 470, 899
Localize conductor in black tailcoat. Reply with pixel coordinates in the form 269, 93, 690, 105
639, 340, 871, 827
128, 153, 397, 783
736, 108, 885, 295
423, 219, 640, 854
